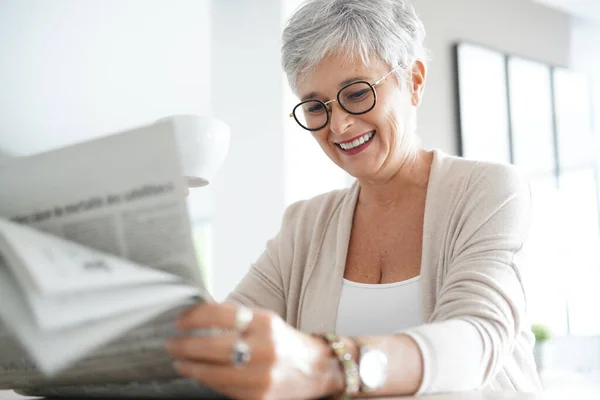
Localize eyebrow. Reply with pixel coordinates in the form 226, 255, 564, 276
300, 75, 371, 101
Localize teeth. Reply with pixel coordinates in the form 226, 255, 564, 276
339, 131, 375, 150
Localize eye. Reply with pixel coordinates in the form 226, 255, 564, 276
344, 88, 371, 102
305, 102, 326, 114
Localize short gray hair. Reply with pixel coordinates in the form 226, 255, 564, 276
282, 0, 427, 91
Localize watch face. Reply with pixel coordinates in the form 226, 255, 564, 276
359, 347, 388, 390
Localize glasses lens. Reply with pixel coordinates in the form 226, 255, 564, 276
293, 100, 328, 130
338, 82, 375, 114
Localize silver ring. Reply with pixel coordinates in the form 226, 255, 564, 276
231, 339, 251, 367
234, 306, 253, 333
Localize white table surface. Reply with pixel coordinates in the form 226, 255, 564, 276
1, 371, 599, 400
2, 389, 600, 400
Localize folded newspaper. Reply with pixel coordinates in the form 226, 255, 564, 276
0, 118, 222, 398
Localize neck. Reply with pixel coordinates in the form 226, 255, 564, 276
356, 148, 434, 209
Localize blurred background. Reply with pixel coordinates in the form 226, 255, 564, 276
0, 0, 599, 393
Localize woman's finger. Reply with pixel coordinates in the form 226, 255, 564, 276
173, 360, 270, 390
167, 332, 237, 364
167, 332, 275, 366
177, 302, 239, 331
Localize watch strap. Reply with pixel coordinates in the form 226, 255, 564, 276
312, 332, 360, 399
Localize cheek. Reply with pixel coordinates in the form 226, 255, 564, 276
372, 107, 413, 152
311, 130, 327, 144
311, 130, 335, 152
377, 94, 413, 135
385, 111, 401, 132
372, 106, 401, 137
381, 113, 401, 146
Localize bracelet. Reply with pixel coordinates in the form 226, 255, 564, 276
313, 332, 359, 398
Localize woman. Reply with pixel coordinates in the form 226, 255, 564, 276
166, 0, 542, 398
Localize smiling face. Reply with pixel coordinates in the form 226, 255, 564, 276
295, 54, 425, 182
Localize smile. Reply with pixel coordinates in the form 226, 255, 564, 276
336, 131, 376, 153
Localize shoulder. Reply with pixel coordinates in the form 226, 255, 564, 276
429, 152, 532, 242
434, 151, 530, 202
281, 185, 354, 231
269, 185, 354, 275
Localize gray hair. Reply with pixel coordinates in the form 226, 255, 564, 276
282, 0, 428, 91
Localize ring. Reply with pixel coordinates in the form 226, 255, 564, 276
231, 339, 251, 367
234, 306, 254, 333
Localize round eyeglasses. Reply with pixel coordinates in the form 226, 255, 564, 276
289, 65, 402, 131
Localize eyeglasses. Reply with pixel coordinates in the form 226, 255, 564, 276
289, 65, 402, 131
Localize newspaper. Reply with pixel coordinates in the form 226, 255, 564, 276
0, 118, 215, 395
16, 380, 223, 399
0, 119, 203, 285
2, 307, 222, 398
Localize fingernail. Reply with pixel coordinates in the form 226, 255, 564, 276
165, 340, 176, 353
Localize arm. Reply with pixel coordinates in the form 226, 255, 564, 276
311, 165, 533, 396
224, 198, 307, 318
168, 167, 531, 398
402, 166, 533, 394
225, 232, 287, 319
313, 334, 424, 397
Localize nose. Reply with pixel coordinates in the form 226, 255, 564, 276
328, 102, 352, 136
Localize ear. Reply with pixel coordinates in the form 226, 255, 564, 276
410, 60, 427, 107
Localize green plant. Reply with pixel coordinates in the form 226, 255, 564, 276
532, 324, 551, 343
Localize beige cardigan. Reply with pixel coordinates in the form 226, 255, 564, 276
227, 149, 542, 394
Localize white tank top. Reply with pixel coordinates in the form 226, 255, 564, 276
335, 276, 425, 336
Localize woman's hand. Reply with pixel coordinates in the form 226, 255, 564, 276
166, 302, 344, 400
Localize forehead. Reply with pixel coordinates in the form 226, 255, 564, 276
295, 54, 389, 99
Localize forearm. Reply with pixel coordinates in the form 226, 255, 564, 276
312, 334, 423, 398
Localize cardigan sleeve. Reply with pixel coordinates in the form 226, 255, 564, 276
225, 232, 287, 318
225, 200, 305, 319
402, 164, 533, 394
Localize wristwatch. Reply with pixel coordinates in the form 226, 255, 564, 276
358, 346, 388, 392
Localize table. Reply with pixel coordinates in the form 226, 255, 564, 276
0, 392, 35, 400
2, 389, 600, 399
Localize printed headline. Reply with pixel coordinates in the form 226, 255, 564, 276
10, 183, 175, 224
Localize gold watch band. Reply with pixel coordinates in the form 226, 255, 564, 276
313, 332, 360, 399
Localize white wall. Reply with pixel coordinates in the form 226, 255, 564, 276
559, 16, 600, 371
569, 18, 600, 154
532, 0, 600, 24
411, 0, 571, 154
0, 0, 211, 155
209, 0, 287, 300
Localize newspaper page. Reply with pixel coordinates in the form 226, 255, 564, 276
1, 306, 222, 398
0, 251, 198, 374
0, 120, 213, 391
0, 119, 204, 285
16, 379, 223, 399
0, 217, 187, 297
0, 219, 190, 331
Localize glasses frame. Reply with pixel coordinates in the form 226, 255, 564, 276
289, 64, 403, 131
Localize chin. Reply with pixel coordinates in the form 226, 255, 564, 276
343, 165, 378, 181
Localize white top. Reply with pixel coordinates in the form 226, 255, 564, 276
335, 275, 425, 336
